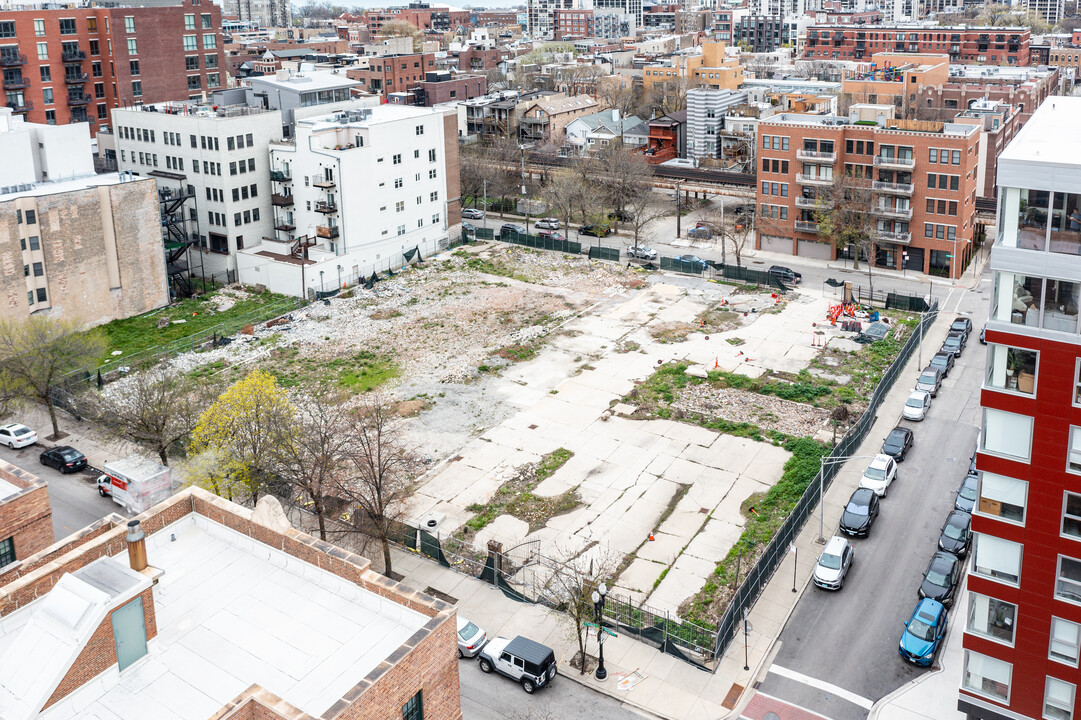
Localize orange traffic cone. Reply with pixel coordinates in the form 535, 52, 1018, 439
648, 531, 655, 541
714, 357, 719, 369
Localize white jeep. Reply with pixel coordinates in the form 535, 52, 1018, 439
477, 636, 557, 693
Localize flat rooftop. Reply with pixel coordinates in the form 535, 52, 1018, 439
248, 72, 360, 92
999, 96, 1081, 169
0, 512, 428, 720
948, 64, 1054, 80
302, 103, 443, 131
0, 173, 146, 201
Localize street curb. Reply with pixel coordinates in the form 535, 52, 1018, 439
557, 661, 674, 720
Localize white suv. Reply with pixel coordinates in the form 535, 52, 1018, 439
859, 454, 897, 497
0, 424, 37, 449
477, 636, 557, 693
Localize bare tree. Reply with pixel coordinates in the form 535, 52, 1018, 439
340, 395, 412, 578
699, 203, 754, 266
624, 190, 670, 255
814, 172, 879, 293
541, 550, 618, 675
0, 316, 106, 439
380, 20, 424, 51
540, 169, 585, 237
600, 148, 653, 227
647, 77, 688, 115
484, 68, 511, 92
459, 149, 488, 209
744, 54, 778, 80
85, 365, 216, 466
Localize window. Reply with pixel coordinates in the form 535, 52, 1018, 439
245, 133, 252, 147
1052, 617, 1081, 666
430, 191, 439, 202
39, 65, 50, 82
89, 39, 99, 56
963, 651, 1011, 703
393, 153, 402, 165
0, 21, 14, 38
183, 35, 197, 51
25, 209, 35, 225
952, 149, 961, 165
36, 288, 46, 303
972, 532, 1022, 584
1058, 556, 1081, 604
127, 38, 137, 55
394, 178, 402, 189
982, 408, 1033, 461
32, 262, 42, 277
429, 169, 437, 180
42, 88, 53, 105
34, 19, 44, 37
205, 53, 217, 69
202, 34, 216, 49
429, 149, 437, 162
184, 13, 196, 30
201, 13, 212, 29
187, 75, 200, 91
1047, 677, 1076, 720
396, 201, 405, 213
37, 42, 48, 60
131, 80, 141, 97
415, 124, 424, 135
59, 18, 76, 35
124, 16, 135, 33
92, 61, 101, 77
234, 213, 242, 227
966, 594, 1016, 645
0, 537, 13, 567
28, 236, 39, 250
397, 224, 406, 236
185, 55, 199, 70
977, 473, 1026, 523
129, 60, 140, 76
929, 148, 938, 163
207, 72, 219, 89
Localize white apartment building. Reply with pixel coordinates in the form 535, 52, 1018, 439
238, 105, 457, 297
0, 108, 94, 191
1022, 0, 1064, 24
224, 0, 291, 29
686, 88, 748, 163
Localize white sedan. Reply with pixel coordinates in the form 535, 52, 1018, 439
859, 454, 898, 497
902, 390, 931, 421
462, 208, 485, 220
457, 616, 487, 658
0, 423, 37, 449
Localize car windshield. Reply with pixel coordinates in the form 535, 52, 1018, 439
460, 622, 480, 640
944, 520, 966, 540
919, 373, 937, 384
908, 617, 936, 642
865, 466, 886, 481
906, 396, 924, 408
886, 430, 905, 445
961, 478, 978, 499
944, 338, 959, 348
932, 355, 947, 365
846, 500, 869, 515
819, 552, 842, 570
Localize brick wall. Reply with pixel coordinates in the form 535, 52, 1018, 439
443, 111, 461, 229
0, 461, 52, 565
0, 516, 120, 588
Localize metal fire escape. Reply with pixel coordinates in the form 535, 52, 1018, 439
155, 178, 203, 298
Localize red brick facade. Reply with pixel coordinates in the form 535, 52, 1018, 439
0, 461, 52, 567
804, 25, 1030, 65
347, 52, 435, 95
0, 0, 226, 132
553, 9, 594, 40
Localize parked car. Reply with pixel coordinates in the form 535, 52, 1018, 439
500, 223, 526, 238
478, 636, 557, 693
902, 390, 932, 421
898, 598, 949, 666
688, 226, 713, 239
881, 426, 914, 461
39, 446, 88, 474
537, 230, 565, 241
534, 218, 560, 230
979, 325, 986, 344
457, 616, 488, 658
627, 245, 658, 260
608, 209, 632, 222
953, 472, 978, 513
813, 535, 854, 590
929, 352, 955, 378
916, 367, 943, 398
462, 208, 485, 220
462, 221, 476, 234
941, 333, 965, 358
733, 203, 755, 216
919, 551, 962, 607
859, 454, 898, 497
950, 317, 973, 340
968, 445, 978, 475
578, 223, 612, 237
674, 254, 709, 270
0, 423, 37, 449
768, 265, 802, 285
939, 510, 973, 557
840, 488, 881, 537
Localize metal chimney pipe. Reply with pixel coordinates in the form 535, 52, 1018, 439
126, 520, 147, 572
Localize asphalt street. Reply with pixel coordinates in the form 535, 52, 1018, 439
0, 441, 129, 540
458, 654, 647, 720
754, 271, 991, 720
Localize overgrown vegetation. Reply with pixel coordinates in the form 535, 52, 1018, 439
268, 348, 399, 393
464, 448, 578, 534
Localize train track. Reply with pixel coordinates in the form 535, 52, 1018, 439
525, 152, 756, 188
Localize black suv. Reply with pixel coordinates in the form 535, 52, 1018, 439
839, 488, 881, 537
478, 636, 557, 693
500, 223, 526, 238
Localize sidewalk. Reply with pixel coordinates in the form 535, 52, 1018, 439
17, 402, 143, 472
384, 307, 959, 720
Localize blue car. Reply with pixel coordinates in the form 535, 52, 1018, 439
899, 598, 948, 666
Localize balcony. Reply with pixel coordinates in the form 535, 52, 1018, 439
7, 102, 32, 113
875, 229, 911, 245
64, 72, 89, 85
873, 180, 914, 195
795, 220, 820, 234
794, 196, 829, 209
796, 172, 833, 186
317, 225, 340, 239
66, 94, 91, 106
270, 170, 291, 182
874, 205, 913, 220
314, 200, 338, 214
873, 155, 915, 169
62, 49, 87, 63
275, 222, 295, 232
312, 179, 336, 189
796, 149, 836, 163
2, 76, 29, 90
271, 193, 293, 207
0, 53, 26, 67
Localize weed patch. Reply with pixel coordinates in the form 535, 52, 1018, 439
463, 448, 578, 534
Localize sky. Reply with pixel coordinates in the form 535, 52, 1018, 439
299, 1, 527, 9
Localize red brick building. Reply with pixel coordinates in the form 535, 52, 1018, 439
553, 9, 594, 40
452, 46, 504, 73
755, 104, 981, 278
475, 10, 520, 26
347, 52, 435, 95
414, 71, 486, 105
804, 25, 1030, 65
916, 66, 1059, 125
0, 460, 51, 569
341, 6, 471, 33
0, 0, 225, 132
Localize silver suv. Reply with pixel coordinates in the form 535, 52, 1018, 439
477, 636, 557, 693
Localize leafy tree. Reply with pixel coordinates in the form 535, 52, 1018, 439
85, 365, 216, 466
0, 316, 106, 438
189, 369, 293, 505
813, 171, 879, 293
380, 20, 424, 52
624, 189, 669, 255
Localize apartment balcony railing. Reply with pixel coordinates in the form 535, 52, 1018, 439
271, 193, 293, 206
875, 229, 912, 245
794, 196, 829, 209
64, 72, 89, 84
317, 225, 340, 239
62, 49, 87, 63
873, 180, 914, 195
66, 94, 91, 106
7, 101, 32, 113
270, 170, 291, 182
795, 220, 820, 234
2, 76, 29, 89
314, 201, 338, 214
796, 149, 836, 163
0, 54, 27, 67
873, 155, 915, 169
873, 205, 913, 220
796, 172, 832, 186
312, 179, 336, 189
275, 222, 295, 232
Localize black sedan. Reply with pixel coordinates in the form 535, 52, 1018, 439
881, 426, 914, 461
768, 265, 802, 285
840, 488, 881, 537
941, 334, 965, 358
39, 445, 88, 474
950, 317, 973, 340
929, 351, 955, 378
955, 473, 978, 513
919, 551, 963, 607
578, 224, 612, 237
939, 510, 973, 557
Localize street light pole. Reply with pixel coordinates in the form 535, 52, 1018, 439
482, 179, 488, 230
675, 180, 682, 239
337, 264, 342, 291
319, 270, 324, 295
591, 583, 608, 681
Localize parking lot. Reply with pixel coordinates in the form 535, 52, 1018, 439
754, 277, 989, 719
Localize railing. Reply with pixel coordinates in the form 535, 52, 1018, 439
875, 230, 912, 244
873, 205, 913, 219
873, 180, 914, 195
794, 220, 820, 233
2, 76, 29, 89
796, 172, 832, 186
275, 222, 295, 232
7, 101, 32, 113
873, 155, 915, 169
314, 201, 338, 214
312, 179, 335, 189
67, 94, 91, 106
794, 196, 827, 209
270, 170, 290, 182
64, 72, 89, 84
61, 49, 86, 62
796, 149, 836, 162
317, 225, 339, 239
271, 193, 293, 206
0, 53, 26, 66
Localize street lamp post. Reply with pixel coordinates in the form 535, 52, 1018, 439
591, 582, 608, 681
482, 179, 488, 230
337, 264, 342, 291
817, 455, 878, 543
319, 270, 325, 295
675, 180, 683, 239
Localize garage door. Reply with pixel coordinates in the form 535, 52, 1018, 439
797, 238, 833, 260
760, 234, 792, 254
902, 247, 924, 271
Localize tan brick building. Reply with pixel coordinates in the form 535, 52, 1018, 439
0, 460, 51, 570
756, 103, 981, 278
0, 486, 462, 720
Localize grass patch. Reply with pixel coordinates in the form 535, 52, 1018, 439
726, 337, 745, 346
497, 344, 537, 362
463, 257, 531, 283
463, 448, 578, 534
371, 308, 403, 320
268, 349, 399, 393
649, 322, 695, 343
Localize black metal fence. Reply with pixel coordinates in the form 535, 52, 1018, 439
588, 245, 622, 262
713, 263, 789, 292
659, 257, 707, 274
710, 302, 940, 665
499, 230, 582, 254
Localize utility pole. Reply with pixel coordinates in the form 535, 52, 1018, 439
482, 179, 487, 230
675, 180, 682, 239
720, 200, 726, 266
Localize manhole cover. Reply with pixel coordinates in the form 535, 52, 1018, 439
765, 713, 781, 720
